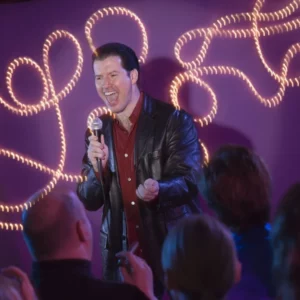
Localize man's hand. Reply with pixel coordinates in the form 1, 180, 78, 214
136, 178, 159, 202
2, 266, 37, 300
87, 134, 109, 172
116, 251, 156, 300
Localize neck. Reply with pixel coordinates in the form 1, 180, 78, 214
116, 87, 140, 126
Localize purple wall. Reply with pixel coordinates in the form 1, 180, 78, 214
0, 0, 299, 277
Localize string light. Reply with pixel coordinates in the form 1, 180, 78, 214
85, 6, 149, 63
170, 71, 218, 127
171, 0, 300, 121
200, 141, 209, 167
87, 106, 113, 129
0, 222, 23, 231
0, 29, 85, 222
2, 1, 298, 229
0, 6, 150, 231
84, 7, 211, 164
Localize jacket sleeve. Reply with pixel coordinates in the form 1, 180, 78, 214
157, 110, 202, 210
76, 129, 109, 211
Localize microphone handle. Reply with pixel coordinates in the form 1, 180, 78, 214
93, 129, 104, 185
97, 158, 103, 176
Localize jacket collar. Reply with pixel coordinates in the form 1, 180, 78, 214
141, 93, 156, 118
134, 93, 156, 165
32, 259, 92, 285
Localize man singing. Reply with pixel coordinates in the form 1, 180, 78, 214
77, 42, 202, 296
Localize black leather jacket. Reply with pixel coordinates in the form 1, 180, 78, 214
77, 94, 202, 283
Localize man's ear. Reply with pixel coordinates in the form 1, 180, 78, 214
130, 69, 139, 85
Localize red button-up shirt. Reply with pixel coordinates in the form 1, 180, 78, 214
113, 93, 143, 256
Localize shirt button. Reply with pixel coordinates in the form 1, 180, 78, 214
136, 225, 139, 229
128, 178, 131, 182
124, 153, 128, 157
131, 201, 135, 205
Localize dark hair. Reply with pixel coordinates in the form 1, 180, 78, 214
162, 214, 236, 300
271, 183, 300, 300
92, 42, 140, 74
201, 145, 271, 232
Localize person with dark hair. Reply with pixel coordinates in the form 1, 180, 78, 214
271, 182, 300, 300
22, 187, 153, 300
77, 42, 202, 296
162, 214, 241, 300
200, 145, 274, 299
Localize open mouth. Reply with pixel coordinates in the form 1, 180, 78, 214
104, 91, 116, 97
103, 91, 118, 106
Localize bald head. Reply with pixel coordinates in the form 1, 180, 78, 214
22, 187, 92, 261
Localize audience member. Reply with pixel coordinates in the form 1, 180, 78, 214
201, 145, 274, 299
0, 266, 37, 300
271, 182, 300, 300
22, 187, 151, 300
161, 214, 241, 300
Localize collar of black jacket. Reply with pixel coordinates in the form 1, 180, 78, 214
141, 93, 156, 118
32, 259, 92, 285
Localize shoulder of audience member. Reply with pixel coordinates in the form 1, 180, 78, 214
93, 279, 149, 299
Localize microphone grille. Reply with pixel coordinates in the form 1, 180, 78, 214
91, 118, 103, 130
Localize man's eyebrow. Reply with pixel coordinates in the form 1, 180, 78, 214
94, 71, 119, 77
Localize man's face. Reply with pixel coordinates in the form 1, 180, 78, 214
93, 55, 136, 114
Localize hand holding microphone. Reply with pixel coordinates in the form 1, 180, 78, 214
88, 118, 109, 173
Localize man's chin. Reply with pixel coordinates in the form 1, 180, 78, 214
104, 101, 118, 112
109, 106, 123, 114
109, 104, 126, 115
109, 104, 119, 111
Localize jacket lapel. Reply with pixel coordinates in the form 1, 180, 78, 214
134, 94, 156, 166
102, 115, 120, 187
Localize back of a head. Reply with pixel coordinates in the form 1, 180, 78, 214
22, 187, 90, 261
92, 42, 140, 74
272, 183, 300, 300
201, 145, 271, 232
162, 214, 237, 300
0, 274, 22, 300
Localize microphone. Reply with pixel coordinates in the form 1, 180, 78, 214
91, 118, 104, 179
